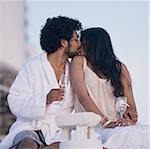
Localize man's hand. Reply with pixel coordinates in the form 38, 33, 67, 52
46, 89, 64, 104
123, 107, 138, 124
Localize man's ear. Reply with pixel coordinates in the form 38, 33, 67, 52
61, 39, 68, 48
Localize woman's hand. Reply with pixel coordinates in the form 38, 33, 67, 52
101, 119, 133, 128
104, 122, 117, 128
100, 115, 135, 128
116, 118, 134, 127
123, 107, 138, 124
98, 117, 116, 128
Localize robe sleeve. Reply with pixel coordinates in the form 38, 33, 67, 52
7, 63, 49, 120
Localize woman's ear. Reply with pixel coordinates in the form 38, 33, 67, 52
61, 39, 68, 48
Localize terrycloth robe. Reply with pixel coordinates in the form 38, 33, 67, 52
0, 52, 74, 148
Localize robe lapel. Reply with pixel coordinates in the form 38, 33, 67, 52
41, 52, 59, 88
64, 61, 70, 86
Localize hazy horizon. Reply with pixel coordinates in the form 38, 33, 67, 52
27, 1, 149, 124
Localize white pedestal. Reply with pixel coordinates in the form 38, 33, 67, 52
56, 112, 103, 149
60, 139, 102, 149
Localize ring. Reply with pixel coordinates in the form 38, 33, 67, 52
127, 122, 131, 126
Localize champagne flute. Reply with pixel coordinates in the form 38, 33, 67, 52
58, 74, 67, 104
59, 74, 66, 90
116, 97, 129, 119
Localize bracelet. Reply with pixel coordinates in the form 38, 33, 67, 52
102, 120, 112, 128
100, 116, 112, 128
100, 116, 107, 125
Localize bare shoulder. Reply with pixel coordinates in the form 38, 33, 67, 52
121, 63, 130, 76
120, 63, 131, 83
70, 56, 85, 80
71, 55, 84, 67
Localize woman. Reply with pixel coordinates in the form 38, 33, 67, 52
70, 27, 149, 148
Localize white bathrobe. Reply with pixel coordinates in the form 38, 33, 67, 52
0, 52, 74, 149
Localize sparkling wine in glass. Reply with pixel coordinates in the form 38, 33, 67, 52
59, 74, 66, 90
58, 74, 67, 105
116, 97, 129, 119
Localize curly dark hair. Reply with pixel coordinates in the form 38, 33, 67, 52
81, 27, 123, 97
40, 16, 82, 54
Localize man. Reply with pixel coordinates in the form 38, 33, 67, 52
0, 16, 82, 149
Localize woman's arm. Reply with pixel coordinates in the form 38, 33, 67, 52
121, 63, 138, 124
70, 56, 105, 118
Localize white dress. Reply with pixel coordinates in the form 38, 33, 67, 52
74, 57, 150, 149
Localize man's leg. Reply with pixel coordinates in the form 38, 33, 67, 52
16, 137, 39, 149
10, 130, 44, 149
41, 142, 59, 149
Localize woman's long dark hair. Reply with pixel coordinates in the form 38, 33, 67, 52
81, 28, 123, 97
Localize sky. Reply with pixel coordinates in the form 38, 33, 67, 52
26, 0, 149, 124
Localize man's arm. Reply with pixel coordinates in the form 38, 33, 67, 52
8, 64, 48, 120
